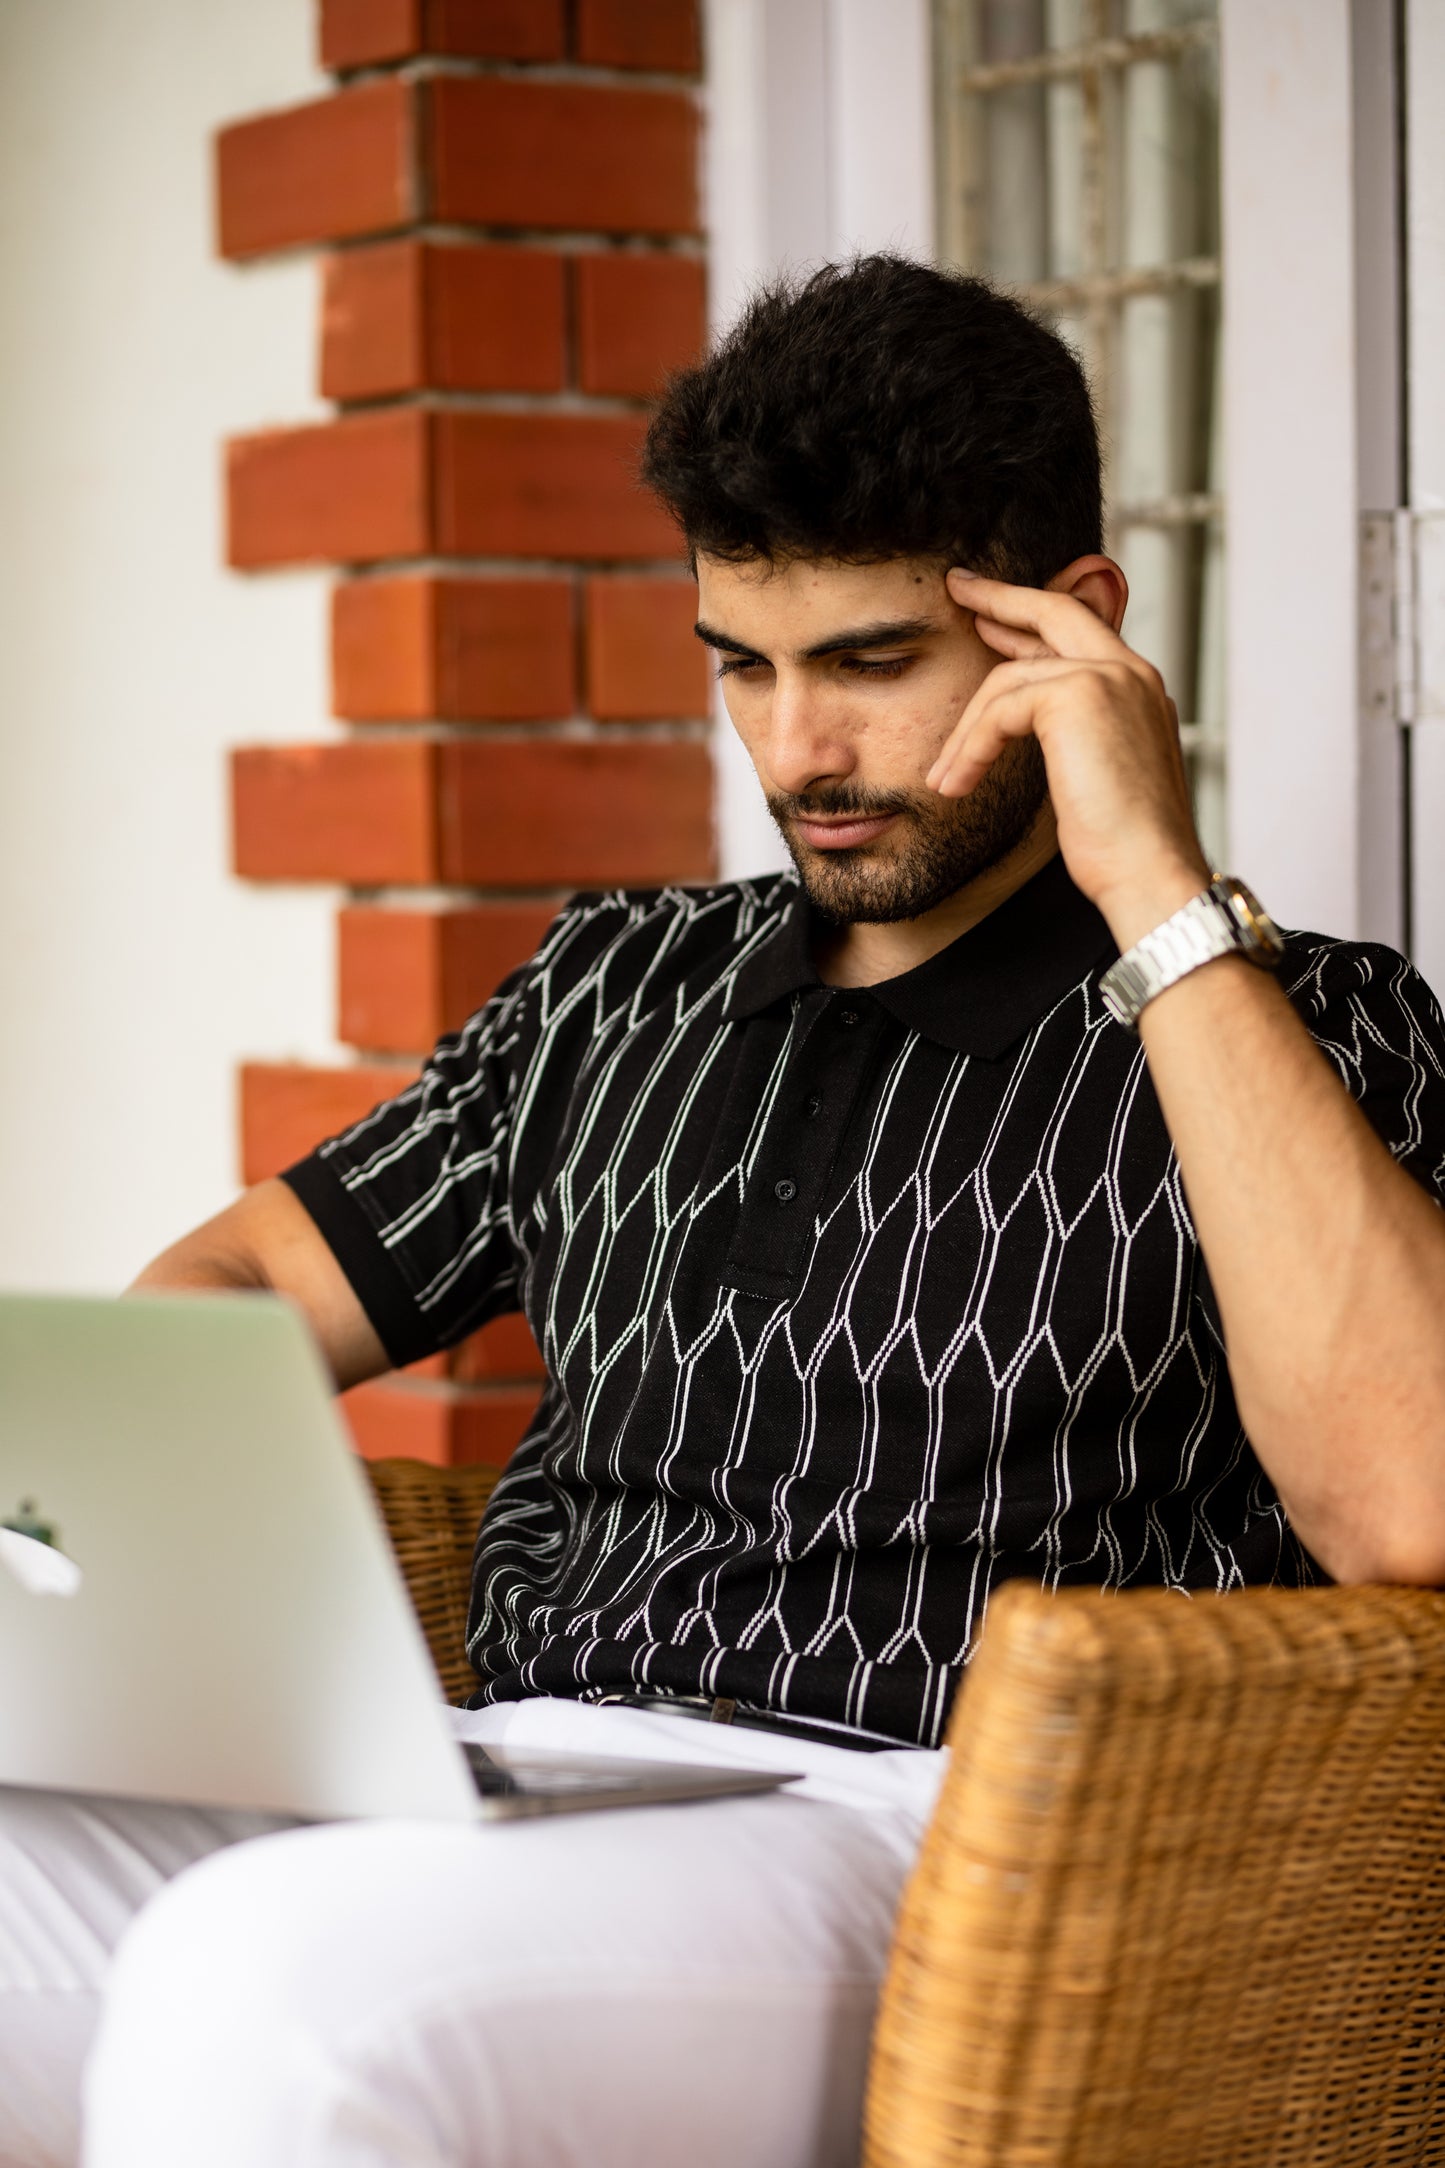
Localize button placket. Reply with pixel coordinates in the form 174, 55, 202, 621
722, 992, 887, 1294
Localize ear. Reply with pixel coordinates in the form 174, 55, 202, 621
1047, 554, 1128, 635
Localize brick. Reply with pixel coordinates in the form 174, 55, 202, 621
333, 577, 576, 722
427, 76, 699, 237
575, 251, 705, 397
216, 70, 698, 264
233, 740, 438, 884
321, 242, 566, 402
321, 0, 421, 66
231, 412, 673, 569
434, 411, 677, 560
574, 0, 702, 74
338, 907, 444, 1050
216, 80, 414, 260
240, 1060, 417, 1185
228, 409, 429, 569
321, 243, 423, 402
337, 903, 557, 1051
233, 738, 711, 889
451, 1314, 545, 1382
424, 245, 567, 392
320, 0, 566, 69
438, 738, 714, 885
332, 579, 433, 720
584, 575, 708, 719
342, 1377, 541, 1467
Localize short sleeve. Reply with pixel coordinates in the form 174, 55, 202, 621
281, 959, 544, 1370
1284, 935, 1445, 1205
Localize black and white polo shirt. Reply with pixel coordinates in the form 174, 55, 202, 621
284, 856, 1445, 1747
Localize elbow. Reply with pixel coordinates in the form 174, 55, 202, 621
1247, 1386, 1445, 1588
1309, 1516, 1445, 1589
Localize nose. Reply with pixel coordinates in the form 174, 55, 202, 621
762, 671, 855, 798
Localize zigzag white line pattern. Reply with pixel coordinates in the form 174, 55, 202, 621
299, 875, 1445, 1747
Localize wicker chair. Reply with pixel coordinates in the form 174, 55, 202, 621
365, 1458, 1445, 2167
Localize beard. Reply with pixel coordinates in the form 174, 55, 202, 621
767, 737, 1049, 925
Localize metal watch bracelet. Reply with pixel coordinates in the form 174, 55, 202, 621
1099, 877, 1284, 1031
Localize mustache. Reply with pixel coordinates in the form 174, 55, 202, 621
766, 785, 920, 822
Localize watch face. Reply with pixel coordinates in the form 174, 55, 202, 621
1217, 879, 1284, 963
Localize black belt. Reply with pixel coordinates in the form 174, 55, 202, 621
590, 1690, 900, 1754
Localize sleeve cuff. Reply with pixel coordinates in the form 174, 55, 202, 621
280, 1154, 441, 1371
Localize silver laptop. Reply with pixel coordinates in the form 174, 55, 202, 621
0, 1293, 797, 1823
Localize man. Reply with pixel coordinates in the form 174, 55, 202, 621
6, 255, 1445, 2167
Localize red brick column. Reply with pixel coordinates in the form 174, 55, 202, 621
216, 0, 711, 1467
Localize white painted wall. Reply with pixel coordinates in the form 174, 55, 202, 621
1404, 0, 1445, 994
1219, 0, 1372, 940
702, 0, 936, 880
0, 1, 339, 1294
1218, 0, 1425, 956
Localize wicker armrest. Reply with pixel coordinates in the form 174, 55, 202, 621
363, 1458, 500, 1705
865, 1580, 1445, 2168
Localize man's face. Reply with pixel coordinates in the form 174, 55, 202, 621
695, 554, 1047, 924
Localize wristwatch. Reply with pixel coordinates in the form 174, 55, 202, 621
1099, 876, 1284, 1030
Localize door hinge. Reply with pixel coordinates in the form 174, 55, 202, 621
1362, 507, 1445, 728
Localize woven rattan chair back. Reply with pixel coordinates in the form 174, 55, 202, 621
363, 1458, 499, 1706
865, 1579, 1445, 2168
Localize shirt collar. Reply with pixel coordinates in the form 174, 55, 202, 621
723, 854, 1118, 1060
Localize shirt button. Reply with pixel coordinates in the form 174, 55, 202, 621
803, 1095, 822, 1118
838, 1007, 860, 1027
774, 1178, 798, 1203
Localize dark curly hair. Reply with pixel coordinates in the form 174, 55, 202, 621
640, 254, 1102, 587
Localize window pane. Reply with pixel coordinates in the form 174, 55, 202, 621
935, 0, 1227, 863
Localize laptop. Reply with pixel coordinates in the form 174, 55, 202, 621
0, 1293, 798, 1823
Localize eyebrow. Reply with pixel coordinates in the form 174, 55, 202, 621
692, 615, 940, 664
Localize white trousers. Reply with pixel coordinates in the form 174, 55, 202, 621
0, 1698, 946, 2168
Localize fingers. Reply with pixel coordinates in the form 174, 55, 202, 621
927, 658, 1088, 797
947, 568, 1127, 664
929, 679, 1058, 797
972, 614, 1057, 662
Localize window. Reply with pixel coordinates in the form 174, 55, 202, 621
934, 0, 1225, 863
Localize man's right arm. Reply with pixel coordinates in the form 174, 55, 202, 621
129, 1178, 391, 1392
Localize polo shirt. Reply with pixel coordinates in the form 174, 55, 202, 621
284, 856, 1445, 1748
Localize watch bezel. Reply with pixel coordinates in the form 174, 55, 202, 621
1211, 877, 1284, 966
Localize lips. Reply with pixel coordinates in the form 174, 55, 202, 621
792, 814, 897, 851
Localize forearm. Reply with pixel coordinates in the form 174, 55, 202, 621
128, 1180, 392, 1392
1135, 948, 1445, 1583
